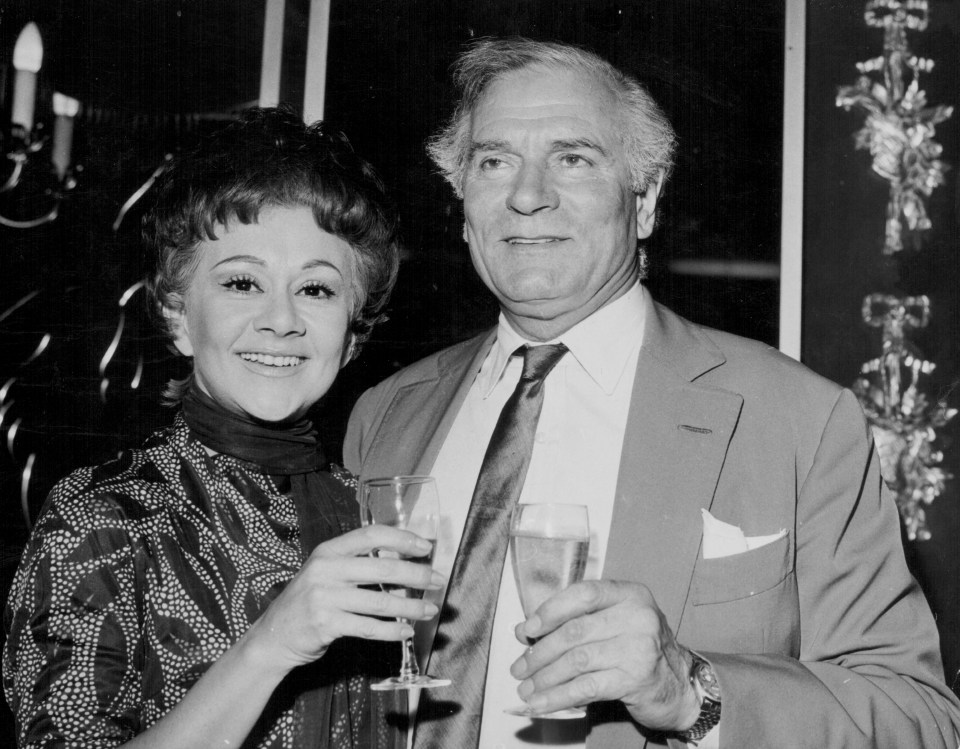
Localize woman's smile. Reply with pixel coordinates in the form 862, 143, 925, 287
238, 352, 308, 368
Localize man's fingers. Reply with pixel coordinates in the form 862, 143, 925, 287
519, 669, 620, 715
515, 638, 628, 696
512, 612, 608, 679
521, 580, 643, 638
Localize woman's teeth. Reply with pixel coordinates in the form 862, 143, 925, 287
239, 353, 304, 367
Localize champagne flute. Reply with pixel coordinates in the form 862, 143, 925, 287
359, 475, 451, 691
505, 502, 589, 719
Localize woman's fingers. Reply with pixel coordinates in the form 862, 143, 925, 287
310, 555, 441, 591
248, 524, 445, 670
321, 610, 416, 642
307, 526, 444, 592
315, 525, 433, 559
321, 585, 439, 624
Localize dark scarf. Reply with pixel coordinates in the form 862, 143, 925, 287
180, 386, 391, 749
181, 386, 350, 557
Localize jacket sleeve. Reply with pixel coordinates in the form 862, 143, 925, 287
343, 383, 385, 476
3, 484, 143, 748
705, 389, 960, 748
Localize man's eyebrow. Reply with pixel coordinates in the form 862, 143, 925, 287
466, 137, 608, 161
467, 139, 509, 161
551, 138, 608, 156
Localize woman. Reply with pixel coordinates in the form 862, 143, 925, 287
3, 107, 434, 749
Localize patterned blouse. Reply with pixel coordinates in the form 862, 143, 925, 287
3, 414, 395, 749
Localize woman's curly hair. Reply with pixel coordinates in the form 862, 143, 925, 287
142, 106, 400, 402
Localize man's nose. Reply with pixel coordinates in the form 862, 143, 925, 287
254, 292, 306, 336
506, 163, 558, 215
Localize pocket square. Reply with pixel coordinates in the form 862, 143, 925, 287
700, 509, 786, 559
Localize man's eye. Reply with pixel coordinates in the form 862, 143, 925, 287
478, 156, 505, 171
560, 154, 589, 167
223, 276, 257, 293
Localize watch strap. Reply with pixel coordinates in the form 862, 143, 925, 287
677, 653, 721, 743
678, 694, 721, 743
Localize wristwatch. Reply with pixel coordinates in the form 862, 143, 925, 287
677, 652, 721, 743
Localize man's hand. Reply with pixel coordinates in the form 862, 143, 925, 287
509, 579, 702, 732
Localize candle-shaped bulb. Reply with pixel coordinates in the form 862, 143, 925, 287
52, 92, 80, 117
52, 93, 80, 179
12, 23, 44, 133
13, 23, 44, 73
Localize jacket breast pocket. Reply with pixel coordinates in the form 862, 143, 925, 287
691, 532, 792, 605
683, 533, 799, 656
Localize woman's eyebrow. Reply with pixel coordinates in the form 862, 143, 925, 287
212, 254, 264, 269
210, 256, 343, 278
302, 259, 344, 277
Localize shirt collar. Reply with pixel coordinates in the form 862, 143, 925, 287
477, 282, 646, 397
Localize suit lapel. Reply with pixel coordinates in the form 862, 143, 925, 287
360, 331, 496, 667
592, 301, 742, 748
361, 332, 495, 480
412, 335, 494, 477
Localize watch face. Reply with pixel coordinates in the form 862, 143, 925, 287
694, 659, 722, 701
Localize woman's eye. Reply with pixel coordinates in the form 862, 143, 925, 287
223, 276, 258, 293
299, 282, 334, 299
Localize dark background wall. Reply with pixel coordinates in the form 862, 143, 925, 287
0, 0, 956, 743
803, 0, 960, 692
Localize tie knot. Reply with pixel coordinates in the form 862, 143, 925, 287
518, 343, 568, 382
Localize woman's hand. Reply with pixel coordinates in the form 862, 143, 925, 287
242, 525, 442, 676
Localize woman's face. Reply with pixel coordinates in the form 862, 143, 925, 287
167, 205, 356, 423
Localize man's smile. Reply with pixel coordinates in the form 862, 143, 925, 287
505, 236, 567, 245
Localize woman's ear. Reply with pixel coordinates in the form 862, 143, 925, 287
340, 332, 357, 368
162, 301, 194, 358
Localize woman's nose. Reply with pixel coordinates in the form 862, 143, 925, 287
507, 163, 558, 215
254, 292, 306, 336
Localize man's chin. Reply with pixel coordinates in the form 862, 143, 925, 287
501, 300, 593, 340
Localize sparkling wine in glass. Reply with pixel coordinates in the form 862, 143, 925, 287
359, 475, 450, 691
506, 502, 589, 719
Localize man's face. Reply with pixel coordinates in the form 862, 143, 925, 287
461, 65, 660, 341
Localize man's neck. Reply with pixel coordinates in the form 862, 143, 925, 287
501, 276, 641, 342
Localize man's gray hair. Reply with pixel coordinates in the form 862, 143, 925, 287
427, 37, 677, 199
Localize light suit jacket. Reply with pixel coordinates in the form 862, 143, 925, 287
344, 293, 960, 748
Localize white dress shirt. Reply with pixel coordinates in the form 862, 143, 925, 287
417, 282, 719, 748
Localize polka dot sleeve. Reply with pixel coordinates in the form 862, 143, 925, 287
4, 474, 145, 748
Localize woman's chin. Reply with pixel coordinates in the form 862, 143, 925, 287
233, 398, 309, 425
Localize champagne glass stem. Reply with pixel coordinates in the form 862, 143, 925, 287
398, 625, 421, 681
361, 476, 450, 691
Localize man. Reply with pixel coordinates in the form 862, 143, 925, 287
345, 37, 960, 748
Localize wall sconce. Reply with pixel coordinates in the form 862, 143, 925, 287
2, 22, 79, 229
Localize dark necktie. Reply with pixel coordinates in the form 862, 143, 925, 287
414, 343, 569, 749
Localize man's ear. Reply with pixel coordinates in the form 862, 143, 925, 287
162, 301, 194, 358
636, 171, 665, 240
